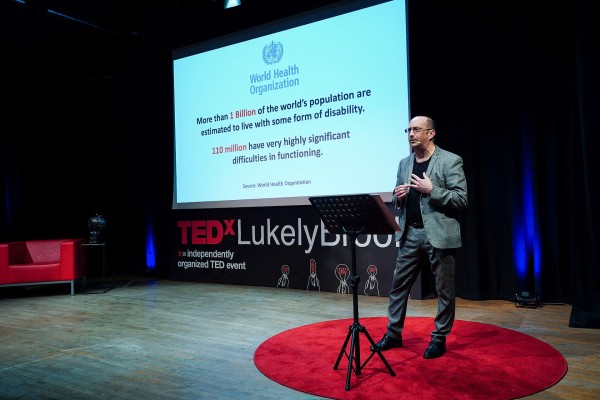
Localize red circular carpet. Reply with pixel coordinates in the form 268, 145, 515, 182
254, 316, 567, 400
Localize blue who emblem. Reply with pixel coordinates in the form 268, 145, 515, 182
263, 41, 284, 65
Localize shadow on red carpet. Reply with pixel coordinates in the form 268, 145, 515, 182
254, 316, 567, 400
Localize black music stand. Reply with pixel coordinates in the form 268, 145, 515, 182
309, 194, 399, 391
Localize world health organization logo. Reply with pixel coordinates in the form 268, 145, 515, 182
262, 41, 284, 65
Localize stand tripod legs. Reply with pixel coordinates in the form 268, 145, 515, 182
334, 322, 396, 390
326, 226, 396, 390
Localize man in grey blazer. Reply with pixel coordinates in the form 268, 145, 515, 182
371, 116, 468, 359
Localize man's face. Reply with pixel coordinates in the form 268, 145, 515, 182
406, 118, 434, 149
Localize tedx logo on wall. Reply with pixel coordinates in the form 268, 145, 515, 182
176, 220, 236, 245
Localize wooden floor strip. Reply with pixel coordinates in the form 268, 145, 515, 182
0, 278, 599, 399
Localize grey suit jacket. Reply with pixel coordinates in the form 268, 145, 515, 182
392, 145, 468, 248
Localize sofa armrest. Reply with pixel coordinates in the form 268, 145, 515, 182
0, 242, 27, 284
0, 243, 8, 283
59, 239, 85, 280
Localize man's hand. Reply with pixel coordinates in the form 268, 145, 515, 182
393, 183, 411, 199
409, 172, 433, 195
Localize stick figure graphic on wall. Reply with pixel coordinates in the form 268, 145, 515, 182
307, 259, 320, 291
364, 264, 380, 296
335, 264, 350, 294
277, 264, 290, 288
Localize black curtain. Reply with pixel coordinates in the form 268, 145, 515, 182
1, 0, 598, 326
407, 1, 598, 326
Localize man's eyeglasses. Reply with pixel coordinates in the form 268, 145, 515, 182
404, 127, 433, 133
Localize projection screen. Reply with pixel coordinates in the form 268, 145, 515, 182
172, 0, 410, 209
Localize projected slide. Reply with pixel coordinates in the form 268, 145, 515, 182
173, 0, 410, 209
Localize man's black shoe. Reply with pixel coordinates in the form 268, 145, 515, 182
423, 341, 446, 359
370, 333, 403, 352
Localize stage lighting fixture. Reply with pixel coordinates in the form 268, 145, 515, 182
224, 0, 241, 9
515, 291, 540, 308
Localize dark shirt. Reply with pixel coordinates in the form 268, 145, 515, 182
406, 157, 430, 224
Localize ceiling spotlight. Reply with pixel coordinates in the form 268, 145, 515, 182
224, 0, 241, 9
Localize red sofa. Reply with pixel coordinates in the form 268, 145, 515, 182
0, 239, 85, 295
